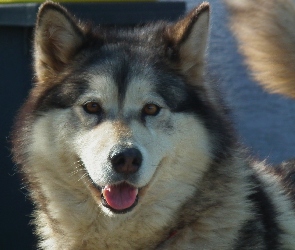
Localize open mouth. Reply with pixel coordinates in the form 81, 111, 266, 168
100, 182, 139, 214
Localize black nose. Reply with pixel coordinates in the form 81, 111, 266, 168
109, 147, 142, 174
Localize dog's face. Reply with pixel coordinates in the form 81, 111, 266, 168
14, 2, 227, 217
70, 57, 212, 214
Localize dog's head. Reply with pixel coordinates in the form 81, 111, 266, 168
13, 2, 232, 217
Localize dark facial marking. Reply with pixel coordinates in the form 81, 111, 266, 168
113, 54, 131, 105
81, 45, 137, 108
153, 63, 236, 163
37, 80, 88, 112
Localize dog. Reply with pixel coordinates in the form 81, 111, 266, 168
11, 1, 295, 249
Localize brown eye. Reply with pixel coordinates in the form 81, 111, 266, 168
142, 104, 161, 116
83, 102, 102, 114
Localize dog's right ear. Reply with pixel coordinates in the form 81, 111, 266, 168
34, 2, 84, 83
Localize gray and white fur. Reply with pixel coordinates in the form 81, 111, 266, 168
11, 1, 295, 249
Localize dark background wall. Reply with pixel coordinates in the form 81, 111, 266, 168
1, 26, 35, 249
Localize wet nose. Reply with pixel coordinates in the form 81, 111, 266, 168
109, 147, 142, 174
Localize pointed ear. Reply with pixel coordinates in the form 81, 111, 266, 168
165, 2, 210, 81
34, 2, 84, 82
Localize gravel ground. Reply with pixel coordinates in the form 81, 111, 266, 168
162, 0, 295, 164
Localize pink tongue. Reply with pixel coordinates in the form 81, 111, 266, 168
102, 183, 138, 210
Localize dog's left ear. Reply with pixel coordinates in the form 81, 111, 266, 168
165, 2, 210, 81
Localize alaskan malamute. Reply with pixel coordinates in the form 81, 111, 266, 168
12, 1, 295, 249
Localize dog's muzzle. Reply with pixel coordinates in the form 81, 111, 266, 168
100, 146, 143, 213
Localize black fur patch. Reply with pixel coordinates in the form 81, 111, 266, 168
235, 175, 282, 249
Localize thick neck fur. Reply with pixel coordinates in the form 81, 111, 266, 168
30, 146, 253, 250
